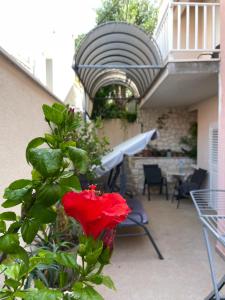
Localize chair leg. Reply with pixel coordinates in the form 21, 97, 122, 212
159, 183, 162, 194
165, 183, 169, 200
171, 186, 176, 203
143, 183, 145, 195
148, 185, 151, 201
127, 216, 164, 260
144, 226, 164, 260
176, 197, 180, 209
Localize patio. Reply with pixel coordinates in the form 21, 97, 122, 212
100, 195, 225, 300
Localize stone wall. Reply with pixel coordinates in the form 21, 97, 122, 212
139, 108, 197, 152
128, 156, 195, 194
98, 108, 197, 151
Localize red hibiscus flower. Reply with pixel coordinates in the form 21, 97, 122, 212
62, 187, 131, 239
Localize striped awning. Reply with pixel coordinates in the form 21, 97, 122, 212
73, 22, 163, 100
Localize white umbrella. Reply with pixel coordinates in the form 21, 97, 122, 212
94, 129, 158, 177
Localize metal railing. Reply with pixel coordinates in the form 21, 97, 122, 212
154, 1, 220, 61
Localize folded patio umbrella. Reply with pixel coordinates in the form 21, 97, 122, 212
94, 129, 158, 177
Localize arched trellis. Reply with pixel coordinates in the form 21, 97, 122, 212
73, 22, 163, 100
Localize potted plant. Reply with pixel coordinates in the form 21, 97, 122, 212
0, 103, 130, 299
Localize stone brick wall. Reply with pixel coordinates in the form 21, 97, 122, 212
98, 107, 197, 151
139, 108, 197, 152
128, 156, 195, 194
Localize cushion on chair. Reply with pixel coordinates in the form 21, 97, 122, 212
119, 197, 148, 227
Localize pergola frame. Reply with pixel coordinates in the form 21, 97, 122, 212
73, 22, 163, 101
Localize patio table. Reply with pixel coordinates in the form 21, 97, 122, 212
166, 171, 187, 201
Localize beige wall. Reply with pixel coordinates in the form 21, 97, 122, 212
0, 53, 60, 206
194, 96, 218, 170
98, 119, 140, 148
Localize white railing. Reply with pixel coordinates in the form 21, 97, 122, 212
154, 1, 220, 61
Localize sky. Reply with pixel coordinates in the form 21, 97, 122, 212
0, 0, 158, 100
0, 0, 102, 99
0, 0, 102, 57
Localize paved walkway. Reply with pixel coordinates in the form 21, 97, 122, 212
99, 195, 225, 300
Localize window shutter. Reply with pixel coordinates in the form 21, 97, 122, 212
209, 125, 218, 190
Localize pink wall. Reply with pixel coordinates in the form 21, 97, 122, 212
218, 1, 225, 189
217, 0, 225, 256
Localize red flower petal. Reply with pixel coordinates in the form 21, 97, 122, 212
62, 189, 131, 239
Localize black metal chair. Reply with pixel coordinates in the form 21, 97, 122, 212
175, 168, 207, 208
143, 164, 168, 201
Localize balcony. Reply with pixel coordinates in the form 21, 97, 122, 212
140, 1, 220, 108
154, 1, 220, 62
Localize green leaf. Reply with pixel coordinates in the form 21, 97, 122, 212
59, 171, 74, 179
7, 247, 29, 271
34, 279, 46, 289
0, 221, 6, 233
86, 245, 103, 265
60, 141, 76, 151
43, 104, 64, 125
87, 274, 103, 285
8, 179, 32, 190
52, 102, 66, 112
0, 233, 19, 253
29, 256, 54, 273
15, 288, 63, 300
73, 283, 104, 300
28, 148, 63, 177
67, 147, 89, 174
3, 181, 32, 208
98, 247, 111, 265
5, 278, 20, 290
59, 271, 68, 289
26, 137, 46, 162
0, 263, 21, 281
54, 252, 77, 269
44, 133, 56, 147
36, 183, 62, 206
102, 275, 116, 290
31, 169, 43, 181
0, 212, 16, 221
29, 204, 57, 224
21, 219, 40, 244
59, 175, 81, 192
7, 221, 21, 233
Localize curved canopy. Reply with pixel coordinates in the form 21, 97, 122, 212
73, 22, 163, 100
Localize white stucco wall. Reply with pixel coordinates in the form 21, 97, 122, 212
194, 96, 218, 170
0, 51, 61, 209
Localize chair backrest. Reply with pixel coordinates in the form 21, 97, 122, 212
143, 164, 162, 184
190, 168, 207, 188
108, 163, 123, 192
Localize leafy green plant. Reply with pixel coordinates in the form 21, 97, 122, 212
69, 113, 110, 178
92, 98, 137, 123
0, 103, 115, 299
96, 0, 158, 34
180, 122, 197, 159
0, 236, 115, 299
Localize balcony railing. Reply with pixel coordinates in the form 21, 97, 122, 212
154, 1, 220, 61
